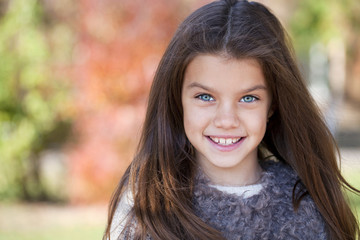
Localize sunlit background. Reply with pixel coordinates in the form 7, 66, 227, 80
0, 0, 359, 239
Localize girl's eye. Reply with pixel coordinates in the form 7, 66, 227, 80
241, 95, 257, 103
196, 94, 215, 102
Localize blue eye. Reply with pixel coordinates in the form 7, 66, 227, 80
241, 95, 257, 103
197, 94, 214, 102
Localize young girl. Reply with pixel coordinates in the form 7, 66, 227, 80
104, 0, 360, 239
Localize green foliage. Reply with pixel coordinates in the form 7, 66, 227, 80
343, 169, 360, 220
0, 0, 73, 201
289, 0, 342, 56
289, 0, 360, 54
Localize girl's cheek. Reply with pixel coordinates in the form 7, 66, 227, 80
242, 111, 268, 129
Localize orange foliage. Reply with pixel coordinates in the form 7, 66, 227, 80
68, 0, 208, 203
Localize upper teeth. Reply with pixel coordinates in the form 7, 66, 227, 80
210, 137, 241, 145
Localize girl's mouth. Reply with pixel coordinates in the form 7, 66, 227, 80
207, 136, 243, 146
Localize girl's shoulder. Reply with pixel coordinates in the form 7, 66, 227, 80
261, 160, 320, 213
261, 160, 328, 239
109, 188, 134, 240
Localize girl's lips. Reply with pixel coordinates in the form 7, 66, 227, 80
206, 136, 245, 152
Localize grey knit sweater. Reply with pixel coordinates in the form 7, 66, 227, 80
192, 160, 328, 240
110, 161, 328, 240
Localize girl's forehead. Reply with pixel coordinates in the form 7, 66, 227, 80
185, 54, 265, 80
183, 54, 267, 91
185, 54, 265, 77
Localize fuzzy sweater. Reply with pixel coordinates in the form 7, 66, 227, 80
192, 160, 328, 240
110, 161, 328, 240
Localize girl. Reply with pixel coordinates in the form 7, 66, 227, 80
104, 0, 360, 239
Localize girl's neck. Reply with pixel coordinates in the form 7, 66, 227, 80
200, 160, 263, 187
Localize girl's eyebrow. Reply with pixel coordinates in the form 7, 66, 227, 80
186, 82, 214, 92
241, 85, 268, 93
186, 82, 267, 93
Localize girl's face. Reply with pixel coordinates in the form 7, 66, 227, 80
181, 54, 272, 185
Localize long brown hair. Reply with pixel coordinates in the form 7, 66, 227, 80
104, 0, 360, 239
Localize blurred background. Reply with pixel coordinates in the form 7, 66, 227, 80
0, 0, 359, 239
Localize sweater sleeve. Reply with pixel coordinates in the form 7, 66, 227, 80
109, 189, 134, 240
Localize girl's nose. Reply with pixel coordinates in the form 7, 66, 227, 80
213, 103, 240, 129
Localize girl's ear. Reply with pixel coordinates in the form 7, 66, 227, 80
267, 106, 274, 120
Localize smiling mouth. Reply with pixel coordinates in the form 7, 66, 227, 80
208, 136, 243, 146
